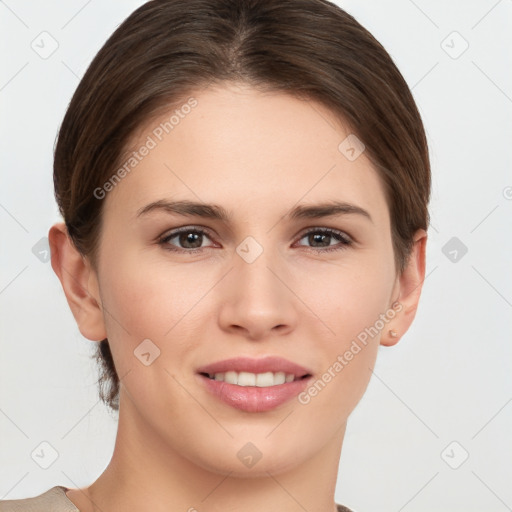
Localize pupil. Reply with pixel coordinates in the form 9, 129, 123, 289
311, 233, 330, 247
181, 232, 201, 248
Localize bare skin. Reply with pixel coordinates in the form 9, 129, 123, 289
50, 82, 426, 512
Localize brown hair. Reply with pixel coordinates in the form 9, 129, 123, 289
53, 0, 430, 412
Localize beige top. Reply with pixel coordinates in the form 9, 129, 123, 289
0, 486, 355, 511
0, 487, 78, 511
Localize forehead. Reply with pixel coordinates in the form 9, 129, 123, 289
104, 82, 389, 224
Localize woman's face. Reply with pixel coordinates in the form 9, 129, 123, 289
91, 82, 405, 475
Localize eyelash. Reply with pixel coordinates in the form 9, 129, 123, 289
158, 226, 353, 254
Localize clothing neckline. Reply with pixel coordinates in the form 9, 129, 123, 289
55, 486, 80, 511
54, 485, 353, 512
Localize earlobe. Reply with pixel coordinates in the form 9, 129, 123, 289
48, 222, 107, 342
381, 229, 427, 347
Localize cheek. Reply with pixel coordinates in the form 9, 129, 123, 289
306, 255, 396, 340
97, 253, 213, 357
300, 258, 395, 416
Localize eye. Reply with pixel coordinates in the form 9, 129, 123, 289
158, 227, 216, 253
295, 228, 353, 253
158, 226, 353, 254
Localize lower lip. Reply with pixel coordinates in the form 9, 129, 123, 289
198, 374, 311, 412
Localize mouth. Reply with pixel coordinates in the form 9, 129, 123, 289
196, 356, 313, 412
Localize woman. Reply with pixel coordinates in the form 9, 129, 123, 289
0, 0, 429, 510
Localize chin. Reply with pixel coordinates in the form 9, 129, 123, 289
184, 433, 315, 478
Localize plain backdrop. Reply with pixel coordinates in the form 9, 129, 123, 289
1, 1, 511, 511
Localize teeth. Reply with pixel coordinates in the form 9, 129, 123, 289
209, 371, 298, 387
238, 371, 256, 386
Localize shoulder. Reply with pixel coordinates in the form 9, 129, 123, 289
0, 486, 79, 512
0, 488, 350, 512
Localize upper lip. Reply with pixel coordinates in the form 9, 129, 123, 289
196, 356, 312, 377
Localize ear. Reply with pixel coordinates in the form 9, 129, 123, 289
48, 222, 107, 342
381, 229, 427, 347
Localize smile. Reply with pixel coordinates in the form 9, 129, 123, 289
196, 356, 313, 412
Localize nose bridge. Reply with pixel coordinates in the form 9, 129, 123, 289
234, 236, 285, 302
217, 234, 297, 338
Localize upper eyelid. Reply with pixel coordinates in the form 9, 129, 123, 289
160, 225, 216, 240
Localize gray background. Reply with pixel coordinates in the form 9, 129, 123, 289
1, 1, 511, 510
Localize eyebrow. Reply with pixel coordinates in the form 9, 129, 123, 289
136, 199, 372, 223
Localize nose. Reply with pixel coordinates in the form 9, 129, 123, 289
216, 245, 298, 341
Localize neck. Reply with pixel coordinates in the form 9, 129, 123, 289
81, 390, 345, 512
